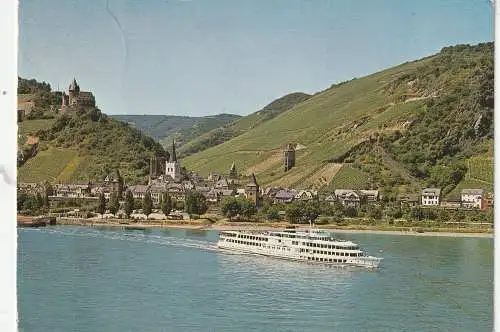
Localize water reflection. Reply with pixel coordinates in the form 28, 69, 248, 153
217, 250, 359, 279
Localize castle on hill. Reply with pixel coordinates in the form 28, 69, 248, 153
60, 78, 96, 110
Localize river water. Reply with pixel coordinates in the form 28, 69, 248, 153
17, 226, 493, 331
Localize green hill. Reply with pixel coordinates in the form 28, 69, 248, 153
178, 92, 311, 157
17, 79, 167, 184
181, 43, 494, 196
111, 113, 241, 148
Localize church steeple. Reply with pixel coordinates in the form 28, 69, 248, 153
171, 139, 177, 162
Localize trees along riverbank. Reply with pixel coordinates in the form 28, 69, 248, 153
17, 189, 492, 233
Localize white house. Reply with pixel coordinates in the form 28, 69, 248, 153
334, 189, 362, 208
421, 188, 441, 206
294, 190, 317, 201
461, 189, 484, 209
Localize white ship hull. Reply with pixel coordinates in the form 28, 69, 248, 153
216, 228, 382, 269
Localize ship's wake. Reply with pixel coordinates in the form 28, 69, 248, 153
24, 226, 216, 252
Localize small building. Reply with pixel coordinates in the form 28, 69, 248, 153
182, 180, 195, 191
324, 194, 337, 205
204, 188, 220, 203
215, 178, 230, 190
91, 185, 111, 199
128, 185, 149, 200
54, 181, 92, 198
167, 182, 185, 201
421, 188, 441, 206
359, 190, 379, 202
398, 194, 420, 208
149, 183, 167, 204
440, 196, 462, 210
461, 189, 484, 209
262, 187, 280, 199
294, 190, 317, 202
274, 189, 296, 204
334, 189, 364, 208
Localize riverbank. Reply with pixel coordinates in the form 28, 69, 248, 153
45, 217, 494, 238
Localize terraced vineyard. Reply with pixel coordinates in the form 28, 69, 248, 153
328, 164, 372, 190
469, 156, 493, 184
18, 148, 77, 183
182, 43, 493, 191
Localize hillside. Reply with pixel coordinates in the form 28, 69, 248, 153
111, 113, 241, 148
178, 92, 312, 157
17, 79, 167, 184
181, 43, 494, 197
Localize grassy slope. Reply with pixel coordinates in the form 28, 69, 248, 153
18, 148, 78, 183
183, 43, 493, 192
17, 112, 167, 185
181, 59, 428, 186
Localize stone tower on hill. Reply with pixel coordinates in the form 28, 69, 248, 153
284, 143, 295, 172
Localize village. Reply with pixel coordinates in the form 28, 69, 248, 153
17, 137, 494, 222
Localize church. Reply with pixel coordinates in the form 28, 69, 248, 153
149, 140, 183, 184
165, 140, 181, 181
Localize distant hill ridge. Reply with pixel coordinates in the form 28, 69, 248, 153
111, 113, 241, 149
178, 92, 312, 157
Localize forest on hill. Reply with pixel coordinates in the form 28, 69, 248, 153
17, 78, 167, 184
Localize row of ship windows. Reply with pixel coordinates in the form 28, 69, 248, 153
225, 239, 360, 256
226, 239, 276, 247
302, 249, 360, 257
224, 237, 355, 250
292, 241, 356, 250
308, 257, 347, 263
224, 234, 269, 242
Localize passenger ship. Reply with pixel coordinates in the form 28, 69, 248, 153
217, 228, 382, 269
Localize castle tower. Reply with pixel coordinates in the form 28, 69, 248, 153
61, 92, 68, 108
246, 173, 260, 207
284, 143, 296, 172
68, 78, 80, 105
229, 162, 238, 179
165, 139, 181, 182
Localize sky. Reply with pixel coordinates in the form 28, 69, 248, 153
18, 0, 494, 117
